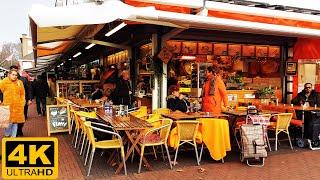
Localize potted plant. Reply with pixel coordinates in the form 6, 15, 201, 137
227, 74, 244, 90
255, 87, 275, 104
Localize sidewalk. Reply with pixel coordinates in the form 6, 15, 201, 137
1, 104, 320, 180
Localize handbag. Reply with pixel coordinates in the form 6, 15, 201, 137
0, 106, 10, 128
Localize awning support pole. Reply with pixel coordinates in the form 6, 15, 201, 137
160, 28, 186, 108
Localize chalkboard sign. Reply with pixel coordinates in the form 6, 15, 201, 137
46, 105, 71, 136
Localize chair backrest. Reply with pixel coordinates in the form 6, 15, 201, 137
276, 113, 293, 130
176, 120, 199, 141
146, 114, 161, 123
84, 121, 95, 146
153, 108, 171, 115
129, 106, 148, 118
73, 111, 82, 129
84, 121, 122, 148
159, 119, 173, 141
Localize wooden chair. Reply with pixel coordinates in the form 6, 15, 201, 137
173, 120, 200, 166
84, 121, 127, 176
138, 119, 173, 173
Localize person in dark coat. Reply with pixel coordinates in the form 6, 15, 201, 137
113, 70, 134, 107
291, 83, 320, 107
32, 75, 49, 116
10, 65, 32, 137
91, 84, 103, 100
167, 86, 190, 112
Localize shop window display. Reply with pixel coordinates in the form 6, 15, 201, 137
165, 40, 282, 104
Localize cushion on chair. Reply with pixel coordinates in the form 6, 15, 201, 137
270, 116, 277, 122
290, 119, 302, 127
268, 122, 276, 129
140, 134, 161, 144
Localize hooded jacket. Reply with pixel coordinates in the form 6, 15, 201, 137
0, 77, 25, 123
202, 75, 228, 113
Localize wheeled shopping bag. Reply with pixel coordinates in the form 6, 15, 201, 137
240, 124, 267, 167
303, 110, 320, 150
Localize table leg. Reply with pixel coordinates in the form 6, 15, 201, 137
115, 130, 152, 174
107, 137, 128, 165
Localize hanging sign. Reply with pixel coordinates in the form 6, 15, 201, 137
158, 46, 173, 64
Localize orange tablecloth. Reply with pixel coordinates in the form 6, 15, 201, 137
168, 118, 231, 161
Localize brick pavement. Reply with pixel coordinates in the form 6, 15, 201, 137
1, 104, 320, 180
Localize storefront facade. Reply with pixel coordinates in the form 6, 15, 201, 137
28, 0, 320, 110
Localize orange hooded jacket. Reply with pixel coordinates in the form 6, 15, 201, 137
202, 75, 228, 113
0, 77, 25, 123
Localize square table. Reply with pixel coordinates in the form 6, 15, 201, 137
96, 109, 153, 174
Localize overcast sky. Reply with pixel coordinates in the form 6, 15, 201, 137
0, 0, 55, 44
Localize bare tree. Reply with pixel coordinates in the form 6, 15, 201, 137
0, 42, 21, 69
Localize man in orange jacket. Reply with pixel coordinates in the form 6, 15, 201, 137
202, 66, 228, 114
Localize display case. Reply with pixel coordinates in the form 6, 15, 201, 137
56, 80, 100, 98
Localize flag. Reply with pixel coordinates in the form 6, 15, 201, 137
5, 54, 14, 61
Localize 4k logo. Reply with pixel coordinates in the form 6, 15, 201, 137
2, 138, 58, 179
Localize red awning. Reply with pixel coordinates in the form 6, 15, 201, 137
294, 38, 320, 60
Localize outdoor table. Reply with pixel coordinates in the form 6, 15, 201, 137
96, 109, 153, 174
168, 118, 231, 161
161, 111, 228, 121
70, 98, 103, 109
222, 109, 280, 117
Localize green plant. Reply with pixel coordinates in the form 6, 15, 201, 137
148, 55, 163, 77
255, 87, 275, 99
228, 74, 243, 84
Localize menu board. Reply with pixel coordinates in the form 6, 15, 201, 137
47, 105, 70, 136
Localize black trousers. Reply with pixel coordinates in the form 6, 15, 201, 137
36, 97, 46, 115
17, 103, 28, 136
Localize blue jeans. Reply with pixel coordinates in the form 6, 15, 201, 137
4, 123, 18, 137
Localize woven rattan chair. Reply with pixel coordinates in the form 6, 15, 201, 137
138, 119, 173, 173
173, 120, 200, 166
268, 113, 293, 151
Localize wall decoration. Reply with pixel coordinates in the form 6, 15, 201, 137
182, 41, 197, 54
242, 45, 255, 57
228, 44, 242, 56
268, 46, 280, 58
213, 43, 228, 55
286, 62, 297, 75
158, 47, 173, 64
261, 60, 279, 74
256, 46, 268, 57
166, 40, 182, 54
198, 42, 212, 55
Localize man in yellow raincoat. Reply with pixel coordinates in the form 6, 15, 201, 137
0, 69, 25, 137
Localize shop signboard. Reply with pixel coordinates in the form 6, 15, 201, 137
286, 62, 297, 76
46, 105, 70, 136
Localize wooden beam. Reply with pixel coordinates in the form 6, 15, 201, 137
161, 28, 187, 45
82, 39, 130, 50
